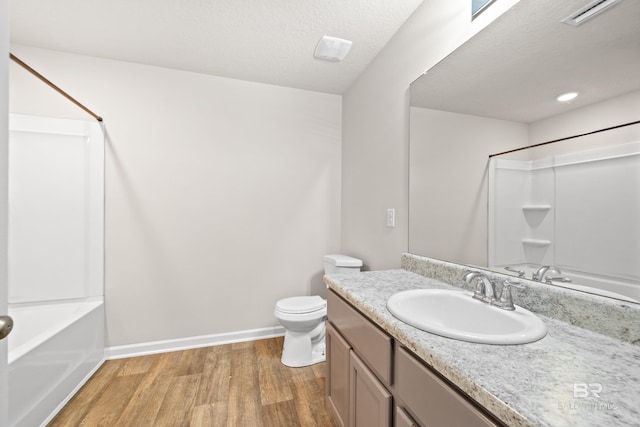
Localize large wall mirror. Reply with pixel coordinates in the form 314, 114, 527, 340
409, 0, 640, 303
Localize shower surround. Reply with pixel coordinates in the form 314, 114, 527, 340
7, 114, 104, 426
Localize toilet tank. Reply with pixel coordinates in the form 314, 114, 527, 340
324, 254, 363, 274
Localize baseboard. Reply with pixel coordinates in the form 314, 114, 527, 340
105, 326, 286, 360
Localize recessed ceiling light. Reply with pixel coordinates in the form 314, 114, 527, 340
556, 91, 580, 103
314, 36, 352, 62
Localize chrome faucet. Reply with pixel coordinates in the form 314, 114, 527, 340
463, 271, 497, 303
463, 271, 526, 310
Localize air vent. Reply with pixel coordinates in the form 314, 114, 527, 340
562, 0, 621, 26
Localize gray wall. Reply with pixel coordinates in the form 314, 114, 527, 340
409, 108, 528, 266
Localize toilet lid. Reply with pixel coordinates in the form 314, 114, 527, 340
276, 296, 326, 314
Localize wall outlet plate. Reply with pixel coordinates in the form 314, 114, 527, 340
387, 208, 395, 227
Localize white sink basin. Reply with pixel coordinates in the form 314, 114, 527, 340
387, 289, 547, 345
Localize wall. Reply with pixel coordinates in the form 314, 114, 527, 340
9, 45, 342, 347
409, 108, 528, 266
529, 89, 640, 148
341, 0, 520, 270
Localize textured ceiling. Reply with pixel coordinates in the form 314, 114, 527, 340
411, 0, 640, 123
9, 0, 424, 94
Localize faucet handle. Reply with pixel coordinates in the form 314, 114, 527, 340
493, 279, 525, 311
472, 279, 486, 301
545, 276, 572, 284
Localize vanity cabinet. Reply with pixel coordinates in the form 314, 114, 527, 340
327, 290, 393, 427
326, 289, 504, 427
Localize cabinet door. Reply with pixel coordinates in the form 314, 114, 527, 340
327, 322, 351, 427
349, 351, 392, 427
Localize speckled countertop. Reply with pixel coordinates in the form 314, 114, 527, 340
324, 268, 640, 427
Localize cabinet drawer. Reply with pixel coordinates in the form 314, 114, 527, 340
395, 346, 499, 427
396, 406, 419, 427
327, 290, 393, 385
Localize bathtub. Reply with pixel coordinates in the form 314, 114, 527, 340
547, 270, 640, 303
498, 264, 640, 303
8, 298, 105, 427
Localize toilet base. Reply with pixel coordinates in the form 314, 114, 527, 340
280, 323, 326, 368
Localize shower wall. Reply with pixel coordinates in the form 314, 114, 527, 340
8, 114, 104, 302
489, 141, 640, 285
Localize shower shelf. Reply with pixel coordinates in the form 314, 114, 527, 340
521, 239, 551, 247
522, 205, 551, 212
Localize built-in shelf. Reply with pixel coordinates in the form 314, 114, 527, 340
521, 239, 551, 247
522, 205, 551, 212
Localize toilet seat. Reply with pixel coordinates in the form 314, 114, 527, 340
275, 296, 326, 314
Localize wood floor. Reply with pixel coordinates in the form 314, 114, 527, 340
49, 337, 337, 427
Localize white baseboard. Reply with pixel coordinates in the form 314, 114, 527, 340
105, 326, 285, 360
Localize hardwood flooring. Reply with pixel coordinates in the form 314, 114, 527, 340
49, 337, 337, 427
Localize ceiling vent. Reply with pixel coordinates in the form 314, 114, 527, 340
314, 36, 352, 62
562, 0, 621, 26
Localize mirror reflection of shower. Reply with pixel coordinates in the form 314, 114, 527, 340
489, 136, 640, 303
7, 114, 105, 427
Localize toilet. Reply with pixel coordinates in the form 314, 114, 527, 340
274, 254, 363, 367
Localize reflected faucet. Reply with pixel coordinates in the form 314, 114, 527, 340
463, 271, 497, 302
533, 265, 562, 282
533, 265, 573, 284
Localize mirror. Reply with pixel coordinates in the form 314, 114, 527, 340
408, 0, 640, 303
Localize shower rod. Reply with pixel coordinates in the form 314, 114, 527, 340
9, 53, 103, 122
489, 119, 640, 158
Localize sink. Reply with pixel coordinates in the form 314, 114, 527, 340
387, 289, 547, 344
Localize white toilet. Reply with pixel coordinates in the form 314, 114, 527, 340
274, 254, 363, 367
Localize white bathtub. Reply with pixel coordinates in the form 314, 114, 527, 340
8, 298, 105, 427
498, 264, 640, 303
547, 270, 640, 303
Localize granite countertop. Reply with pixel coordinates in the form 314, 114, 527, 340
324, 269, 640, 427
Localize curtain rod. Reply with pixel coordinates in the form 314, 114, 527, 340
488, 120, 640, 158
9, 53, 103, 122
